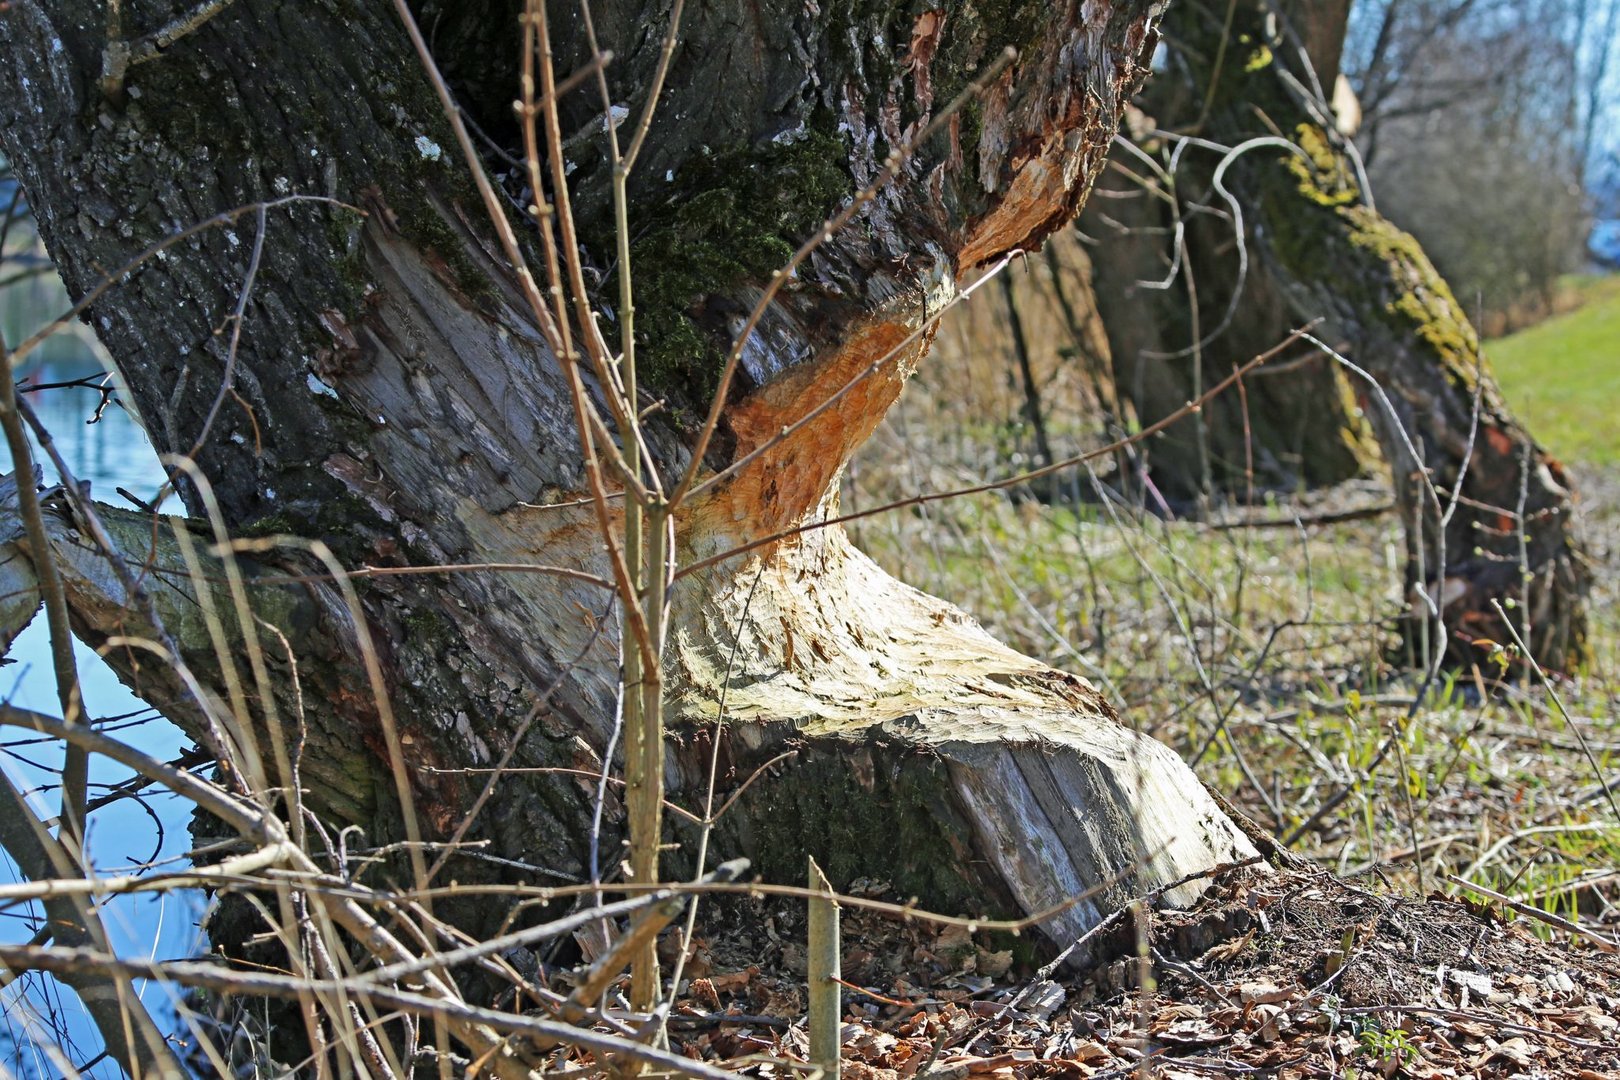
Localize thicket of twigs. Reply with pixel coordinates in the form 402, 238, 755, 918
0, 3, 1050, 1075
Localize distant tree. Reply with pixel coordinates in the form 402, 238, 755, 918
1079, 0, 1590, 668
1343, 0, 1613, 325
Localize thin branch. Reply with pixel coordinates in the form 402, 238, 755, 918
0, 944, 740, 1080
0, 328, 87, 840
127, 0, 242, 66
621, 0, 686, 172
184, 202, 266, 463
218, 558, 616, 593
390, 0, 653, 663
0, 758, 185, 1079
1489, 598, 1620, 824
0, 840, 299, 904
1444, 873, 1619, 953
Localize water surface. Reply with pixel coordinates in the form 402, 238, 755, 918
1, 351, 201, 1076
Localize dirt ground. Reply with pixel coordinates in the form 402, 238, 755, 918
661, 863, 1619, 1079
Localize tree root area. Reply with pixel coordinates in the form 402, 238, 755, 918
659, 867, 1619, 1079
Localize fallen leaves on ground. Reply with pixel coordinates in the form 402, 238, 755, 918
649, 866, 1620, 1079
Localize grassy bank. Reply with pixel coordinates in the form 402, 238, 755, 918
1490, 274, 1620, 465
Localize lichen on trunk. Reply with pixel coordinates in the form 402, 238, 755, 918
1087, 0, 1588, 667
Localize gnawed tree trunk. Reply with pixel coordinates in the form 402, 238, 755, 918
1083, 0, 1589, 666
0, 0, 1258, 989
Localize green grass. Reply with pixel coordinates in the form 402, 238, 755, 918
848, 465, 1620, 909
1489, 274, 1620, 465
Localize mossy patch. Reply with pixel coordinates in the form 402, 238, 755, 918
622, 131, 853, 404
1343, 206, 1481, 374
325, 206, 372, 318
1262, 124, 1481, 386
926, 0, 1049, 103
394, 189, 504, 310
1176, 0, 1488, 396
1286, 124, 1360, 208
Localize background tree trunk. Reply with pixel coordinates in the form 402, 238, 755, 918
1080, 152, 1376, 503
1081, 0, 1588, 666
0, 0, 1258, 972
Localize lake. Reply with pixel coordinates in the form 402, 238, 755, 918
1, 349, 202, 1077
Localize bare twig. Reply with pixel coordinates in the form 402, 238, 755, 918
808, 856, 842, 1080
1490, 598, 1620, 824
128, 0, 241, 65
1444, 873, 1619, 953
0, 330, 86, 840
0, 943, 740, 1080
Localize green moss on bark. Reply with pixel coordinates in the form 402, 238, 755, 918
1187, 0, 1486, 396
622, 131, 853, 402
615, 0, 1057, 406
1286, 124, 1359, 207
1265, 125, 1481, 386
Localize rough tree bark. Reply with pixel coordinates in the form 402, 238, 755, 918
1079, 0, 1589, 666
0, 0, 1258, 980
1064, 0, 1370, 503
1080, 150, 1375, 502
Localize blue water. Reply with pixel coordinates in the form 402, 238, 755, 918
1, 351, 202, 1076
1592, 219, 1620, 268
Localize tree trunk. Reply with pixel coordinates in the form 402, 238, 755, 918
1087, 0, 1589, 666
0, 0, 1257, 979
1080, 150, 1376, 503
